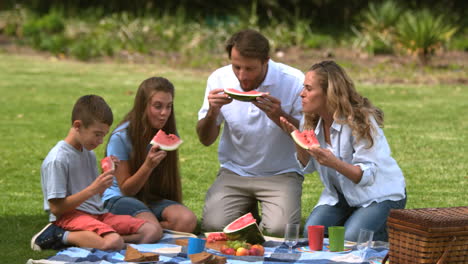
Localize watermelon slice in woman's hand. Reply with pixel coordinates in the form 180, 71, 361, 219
100, 156, 115, 172
150, 130, 183, 151
291, 129, 320, 150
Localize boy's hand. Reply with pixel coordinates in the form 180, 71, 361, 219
90, 170, 114, 195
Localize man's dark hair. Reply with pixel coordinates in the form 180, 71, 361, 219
225, 29, 270, 61
71, 95, 113, 127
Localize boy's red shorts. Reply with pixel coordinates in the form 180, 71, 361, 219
54, 209, 146, 236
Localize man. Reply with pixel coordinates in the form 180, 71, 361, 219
197, 29, 305, 236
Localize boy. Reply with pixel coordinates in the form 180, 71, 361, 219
31, 95, 159, 251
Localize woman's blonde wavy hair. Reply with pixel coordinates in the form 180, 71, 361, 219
304, 61, 384, 148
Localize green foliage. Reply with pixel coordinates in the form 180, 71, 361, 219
449, 32, 468, 51
21, 10, 67, 54
395, 10, 458, 64
352, 0, 403, 55
352, 0, 460, 64
0, 4, 337, 65
0, 5, 30, 36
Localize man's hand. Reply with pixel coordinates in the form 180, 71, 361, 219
252, 94, 282, 121
208, 88, 233, 114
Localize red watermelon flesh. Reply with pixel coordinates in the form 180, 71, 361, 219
150, 130, 183, 151
291, 130, 320, 150
224, 88, 264, 96
223, 212, 265, 244
100, 156, 115, 172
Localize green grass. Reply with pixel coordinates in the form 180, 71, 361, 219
0, 53, 467, 263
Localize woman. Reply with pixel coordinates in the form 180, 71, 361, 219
102, 77, 197, 240
280, 61, 406, 242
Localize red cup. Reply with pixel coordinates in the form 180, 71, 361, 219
307, 225, 325, 251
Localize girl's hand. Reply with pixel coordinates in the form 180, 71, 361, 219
144, 144, 167, 169
109, 155, 120, 169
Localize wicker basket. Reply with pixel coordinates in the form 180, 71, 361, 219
383, 206, 468, 264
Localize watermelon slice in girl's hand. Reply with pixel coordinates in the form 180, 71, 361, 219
150, 130, 183, 151
291, 129, 320, 150
100, 156, 115, 172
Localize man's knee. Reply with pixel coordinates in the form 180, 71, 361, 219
201, 214, 227, 232
261, 219, 288, 237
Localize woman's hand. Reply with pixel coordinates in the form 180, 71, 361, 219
144, 144, 167, 170
279, 116, 298, 134
308, 147, 363, 184
307, 147, 339, 168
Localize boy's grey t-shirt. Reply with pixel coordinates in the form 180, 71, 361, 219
41, 140, 106, 222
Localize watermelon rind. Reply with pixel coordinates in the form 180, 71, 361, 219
223, 213, 265, 245
291, 130, 310, 150
155, 141, 183, 151
224, 88, 264, 102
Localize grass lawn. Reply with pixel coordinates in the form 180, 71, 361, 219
0, 53, 466, 263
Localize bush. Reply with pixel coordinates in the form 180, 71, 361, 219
395, 9, 458, 64
21, 10, 67, 54
352, 0, 403, 55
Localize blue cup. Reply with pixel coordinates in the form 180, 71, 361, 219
187, 237, 206, 255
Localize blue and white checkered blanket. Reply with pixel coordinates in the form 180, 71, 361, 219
27, 233, 388, 264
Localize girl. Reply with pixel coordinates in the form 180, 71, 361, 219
103, 77, 197, 240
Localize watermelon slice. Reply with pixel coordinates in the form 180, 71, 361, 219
150, 130, 183, 151
223, 212, 265, 244
100, 156, 115, 172
224, 88, 265, 102
291, 129, 320, 150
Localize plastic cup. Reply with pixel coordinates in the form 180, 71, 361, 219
187, 237, 206, 255
328, 226, 345, 252
307, 225, 325, 251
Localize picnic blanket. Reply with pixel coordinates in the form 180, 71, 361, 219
27, 231, 389, 264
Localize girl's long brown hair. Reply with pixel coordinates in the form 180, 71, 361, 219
304, 61, 384, 148
112, 77, 182, 204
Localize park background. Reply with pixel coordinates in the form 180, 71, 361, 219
0, 0, 466, 263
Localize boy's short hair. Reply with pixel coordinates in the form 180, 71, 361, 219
225, 29, 270, 62
71, 95, 113, 127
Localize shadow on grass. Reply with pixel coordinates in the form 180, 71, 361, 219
0, 214, 57, 263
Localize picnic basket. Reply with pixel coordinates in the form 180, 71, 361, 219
383, 206, 468, 264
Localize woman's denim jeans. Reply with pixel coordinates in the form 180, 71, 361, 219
304, 191, 406, 242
